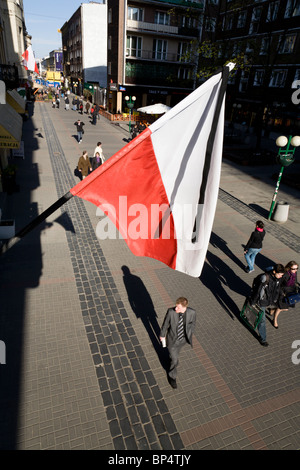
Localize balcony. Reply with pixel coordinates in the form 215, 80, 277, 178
156, 0, 203, 8
127, 19, 178, 35
125, 62, 194, 89
126, 49, 196, 64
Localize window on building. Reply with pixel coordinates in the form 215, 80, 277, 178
232, 42, 243, 56
267, 1, 280, 21
128, 6, 144, 21
205, 17, 216, 32
177, 42, 190, 61
284, 0, 300, 17
237, 11, 247, 28
152, 39, 168, 60
223, 14, 234, 30
269, 69, 287, 87
260, 37, 271, 55
278, 34, 296, 53
126, 36, 142, 58
253, 69, 265, 86
249, 7, 262, 33
239, 70, 249, 92
178, 67, 192, 80
181, 15, 198, 28
292, 68, 300, 87
155, 11, 170, 26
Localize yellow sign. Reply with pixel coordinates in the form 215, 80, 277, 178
0, 124, 20, 148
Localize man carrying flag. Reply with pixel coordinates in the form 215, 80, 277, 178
22, 45, 39, 74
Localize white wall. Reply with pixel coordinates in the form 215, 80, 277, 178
81, 3, 107, 87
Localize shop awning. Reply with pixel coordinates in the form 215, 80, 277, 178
6, 89, 26, 114
0, 104, 22, 149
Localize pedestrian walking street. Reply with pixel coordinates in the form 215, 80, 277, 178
0, 98, 299, 451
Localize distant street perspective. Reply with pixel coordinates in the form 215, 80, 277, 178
0, 0, 299, 452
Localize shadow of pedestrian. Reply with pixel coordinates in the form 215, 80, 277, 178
121, 266, 169, 371
210, 232, 245, 270
200, 251, 251, 320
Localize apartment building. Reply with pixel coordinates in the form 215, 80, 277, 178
211, 0, 300, 133
0, 0, 28, 186
107, 0, 203, 113
61, 2, 107, 96
0, 0, 31, 86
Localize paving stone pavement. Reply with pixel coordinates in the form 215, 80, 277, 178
0, 99, 299, 452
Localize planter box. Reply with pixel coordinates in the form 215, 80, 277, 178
0, 219, 15, 239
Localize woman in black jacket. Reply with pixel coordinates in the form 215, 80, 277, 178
269, 260, 299, 328
244, 220, 265, 273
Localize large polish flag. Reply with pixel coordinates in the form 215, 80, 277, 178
22, 46, 39, 74
70, 67, 232, 277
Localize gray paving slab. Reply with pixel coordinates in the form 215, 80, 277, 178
0, 98, 299, 451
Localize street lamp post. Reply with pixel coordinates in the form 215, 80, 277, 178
125, 95, 136, 133
268, 135, 300, 220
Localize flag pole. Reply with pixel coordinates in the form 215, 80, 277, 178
0, 191, 74, 256
192, 64, 232, 243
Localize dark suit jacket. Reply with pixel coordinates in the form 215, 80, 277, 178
160, 307, 196, 347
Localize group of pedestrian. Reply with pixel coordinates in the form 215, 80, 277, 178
131, 121, 147, 140
76, 142, 105, 179
52, 91, 61, 109
242, 220, 299, 346
71, 97, 84, 113
90, 104, 100, 125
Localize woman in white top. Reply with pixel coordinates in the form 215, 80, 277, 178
93, 142, 105, 163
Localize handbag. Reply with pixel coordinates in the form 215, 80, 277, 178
240, 298, 264, 330
74, 167, 82, 179
284, 292, 300, 305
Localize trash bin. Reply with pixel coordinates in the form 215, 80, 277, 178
272, 201, 289, 223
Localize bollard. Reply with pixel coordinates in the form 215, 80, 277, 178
272, 201, 289, 223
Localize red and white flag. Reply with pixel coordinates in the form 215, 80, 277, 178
22, 46, 39, 74
70, 66, 232, 277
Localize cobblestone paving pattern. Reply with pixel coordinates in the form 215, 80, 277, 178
40, 103, 183, 450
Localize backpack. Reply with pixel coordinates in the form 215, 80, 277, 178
250, 272, 270, 304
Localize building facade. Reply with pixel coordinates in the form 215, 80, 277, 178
107, 0, 203, 113
61, 2, 107, 97
0, 0, 31, 84
0, 0, 28, 192
210, 0, 300, 133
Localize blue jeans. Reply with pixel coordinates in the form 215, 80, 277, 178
257, 307, 266, 342
245, 248, 261, 271
77, 131, 82, 142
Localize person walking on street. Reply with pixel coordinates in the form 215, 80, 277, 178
250, 264, 285, 346
92, 152, 102, 171
74, 119, 85, 143
244, 220, 265, 273
92, 105, 97, 125
269, 261, 299, 328
65, 96, 70, 110
77, 151, 92, 179
85, 101, 90, 114
160, 297, 196, 389
93, 142, 105, 163
72, 98, 77, 111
